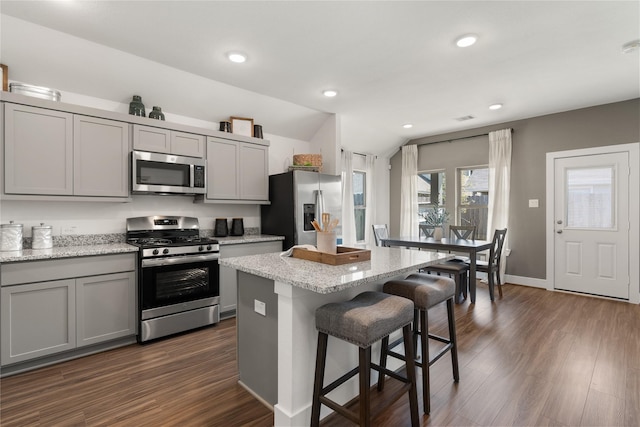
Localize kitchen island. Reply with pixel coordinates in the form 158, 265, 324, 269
220, 245, 451, 426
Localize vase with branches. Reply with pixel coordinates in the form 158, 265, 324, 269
420, 207, 450, 239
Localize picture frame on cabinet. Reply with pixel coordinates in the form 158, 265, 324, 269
1, 64, 7, 91
230, 116, 254, 137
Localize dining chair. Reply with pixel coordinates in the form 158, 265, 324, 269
372, 224, 389, 247
449, 225, 476, 240
468, 228, 507, 301
419, 224, 436, 238
448, 225, 476, 263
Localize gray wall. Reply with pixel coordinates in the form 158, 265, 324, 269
390, 98, 640, 280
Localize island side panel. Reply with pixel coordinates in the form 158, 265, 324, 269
237, 271, 278, 406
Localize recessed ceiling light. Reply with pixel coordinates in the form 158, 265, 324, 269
621, 39, 640, 54
403, 124, 413, 129
489, 103, 503, 110
456, 34, 478, 48
322, 90, 338, 97
227, 52, 247, 63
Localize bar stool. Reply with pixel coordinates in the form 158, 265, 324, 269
379, 274, 459, 414
311, 291, 419, 427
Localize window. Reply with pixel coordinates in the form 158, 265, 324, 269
458, 167, 489, 239
418, 171, 446, 220
353, 170, 366, 241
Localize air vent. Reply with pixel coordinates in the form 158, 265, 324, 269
456, 115, 475, 121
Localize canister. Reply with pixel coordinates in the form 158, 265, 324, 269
1, 221, 24, 251
32, 223, 53, 249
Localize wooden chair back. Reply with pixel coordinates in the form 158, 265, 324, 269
372, 224, 389, 247
419, 224, 436, 238
488, 228, 508, 270
449, 225, 476, 240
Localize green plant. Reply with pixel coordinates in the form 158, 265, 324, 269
420, 206, 450, 226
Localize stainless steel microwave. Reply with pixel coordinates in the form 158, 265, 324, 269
132, 150, 206, 195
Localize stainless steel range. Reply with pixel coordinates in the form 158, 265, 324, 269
126, 216, 220, 343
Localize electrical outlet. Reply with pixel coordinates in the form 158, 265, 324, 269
61, 225, 78, 235
528, 199, 539, 208
254, 299, 266, 316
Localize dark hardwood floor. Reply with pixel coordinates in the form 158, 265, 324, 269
1, 283, 639, 426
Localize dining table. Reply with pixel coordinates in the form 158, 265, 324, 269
381, 236, 493, 303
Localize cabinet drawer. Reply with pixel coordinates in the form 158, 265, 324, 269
1, 254, 136, 286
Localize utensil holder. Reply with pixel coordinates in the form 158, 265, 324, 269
316, 231, 337, 254
214, 218, 228, 237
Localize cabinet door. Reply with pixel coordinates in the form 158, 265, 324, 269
1, 280, 76, 365
132, 124, 171, 153
206, 137, 240, 199
240, 143, 269, 200
76, 272, 136, 347
171, 131, 204, 158
74, 116, 130, 197
4, 103, 73, 195
219, 241, 283, 316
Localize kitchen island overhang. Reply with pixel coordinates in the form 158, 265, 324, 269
220, 246, 452, 426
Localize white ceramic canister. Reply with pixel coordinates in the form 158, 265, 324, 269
1, 221, 24, 251
32, 223, 53, 249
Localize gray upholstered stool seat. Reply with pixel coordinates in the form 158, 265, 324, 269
383, 274, 455, 309
315, 290, 414, 347
380, 274, 459, 414
311, 291, 419, 427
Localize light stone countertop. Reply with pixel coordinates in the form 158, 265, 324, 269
0, 243, 139, 263
219, 246, 453, 294
0, 234, 284, 263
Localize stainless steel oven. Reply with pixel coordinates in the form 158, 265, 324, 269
127, 216, 220, 343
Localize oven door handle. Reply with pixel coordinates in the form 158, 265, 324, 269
141, 253, 219, 268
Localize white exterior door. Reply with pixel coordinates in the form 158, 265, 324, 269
553, 152, 630, 299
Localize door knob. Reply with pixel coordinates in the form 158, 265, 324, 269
557, 220, 563, 224
557, 230, 563, 234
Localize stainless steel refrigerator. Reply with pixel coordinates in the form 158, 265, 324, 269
261, 170, 342, 250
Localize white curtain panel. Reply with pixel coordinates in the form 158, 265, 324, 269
400, 145, 419, 239
487, 128, 512, 281
341, 150, 357, 245
364, 154, 376, 245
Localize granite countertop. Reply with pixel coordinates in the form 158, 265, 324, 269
219, 246, 452, 294
0, 243, 139, 263
0, 234, 284, 263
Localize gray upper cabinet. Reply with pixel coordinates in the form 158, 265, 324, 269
133, 124, 204, 158
74, 116, 130, 197
3, 103, 130, 199
206, 136, 269, 202
4, 103, 74, 195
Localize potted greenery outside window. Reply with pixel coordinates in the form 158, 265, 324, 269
420, 207, 450, 240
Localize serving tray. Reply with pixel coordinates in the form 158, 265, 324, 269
291, 246, 371, 265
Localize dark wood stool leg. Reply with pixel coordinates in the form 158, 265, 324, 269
359, 346, 372, 427
420, 308, 430, 414
497, 270, 503, 297
488, 271, 495, 301
446, 298, 460, 382
402, 324, 420, 427
311, 333, 328, 427
377, 336, 389, 391
412, 308, 419, 358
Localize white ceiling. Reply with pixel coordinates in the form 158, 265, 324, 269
1, 1, 638, 156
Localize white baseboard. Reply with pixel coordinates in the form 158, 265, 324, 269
504, 274, 548, 289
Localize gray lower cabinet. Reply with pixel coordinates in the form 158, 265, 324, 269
76, 272, 136, 347
3, 103, 130, 198
133, 124, 204, 158
0, 254, 137, 366
1, 279, 77, 364
206, 136, 269, 202
219, 240, 282, 316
